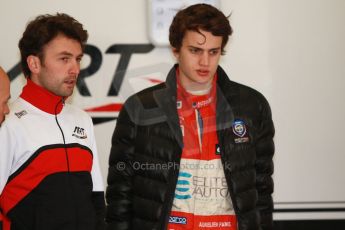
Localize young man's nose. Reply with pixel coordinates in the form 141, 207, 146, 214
69, 60, 80, 76
200, 53, 210, 66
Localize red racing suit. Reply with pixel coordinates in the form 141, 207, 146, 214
168, 75, 237, 230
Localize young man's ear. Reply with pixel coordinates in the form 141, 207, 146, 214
172, 47, 179, 59
27, 55, 41, 74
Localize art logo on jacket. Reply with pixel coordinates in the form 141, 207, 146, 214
232, 119, 249, 144
72, 126, 88, 139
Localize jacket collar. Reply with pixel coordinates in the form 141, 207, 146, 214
20, 79, 64, 114
214, 66, 235, 131
153, 65, 183, 147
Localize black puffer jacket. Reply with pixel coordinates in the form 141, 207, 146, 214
106, 65, 275, 230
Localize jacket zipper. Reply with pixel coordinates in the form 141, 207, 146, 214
54, 99, 70, 172
54, 100, 78, 229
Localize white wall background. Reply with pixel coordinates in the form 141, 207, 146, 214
1, 0, 345, 220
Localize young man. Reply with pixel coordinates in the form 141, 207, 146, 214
0, 14, 105, 230
106, 4, 274, 230
0, 67, 10, 125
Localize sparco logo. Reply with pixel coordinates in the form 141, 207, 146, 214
169, 216, 187, 225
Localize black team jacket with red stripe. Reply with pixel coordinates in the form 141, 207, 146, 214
0, 79, 105, 230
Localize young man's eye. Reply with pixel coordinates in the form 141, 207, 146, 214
61, 57, 69, 62
190, 48, 197, 53
190, 48, 201, 54
210, 50, 220, 55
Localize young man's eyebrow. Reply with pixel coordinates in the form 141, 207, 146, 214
188, 45, 202, 49
57, 51, 73, 56
57, 51, 83, 57
188, 46, 221, 51
210, 47, 221, 50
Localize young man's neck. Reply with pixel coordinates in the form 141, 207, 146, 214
186, 84, 212, 95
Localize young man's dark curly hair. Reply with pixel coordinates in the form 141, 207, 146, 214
169, 4, 232, 54
18, 13, 88, 78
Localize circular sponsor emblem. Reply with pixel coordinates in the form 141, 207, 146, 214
232, 119, 247, 137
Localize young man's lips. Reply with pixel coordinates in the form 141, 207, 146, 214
197, 70, 210, 76
64, 79, 76, 86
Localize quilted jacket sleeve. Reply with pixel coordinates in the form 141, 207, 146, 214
105, 99, 136, 230
255, 95, 275, 230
